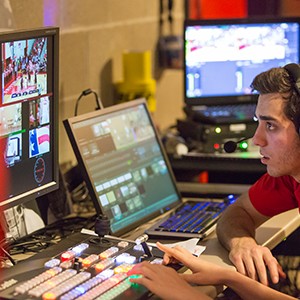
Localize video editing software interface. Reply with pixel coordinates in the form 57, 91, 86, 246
184, 18, 300, 106
65, 101, 180, 235
0, 27, 59, 238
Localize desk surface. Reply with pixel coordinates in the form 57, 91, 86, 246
169, 153, 266, 184
178, 181, 251, 196
170, 151, 266, 172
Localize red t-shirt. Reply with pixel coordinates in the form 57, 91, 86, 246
249, 173, 300, 217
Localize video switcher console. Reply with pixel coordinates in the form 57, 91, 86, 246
0, 233, 183, 300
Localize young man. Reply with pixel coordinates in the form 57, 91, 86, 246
216, 64, 300, 287
128, 64, 300, 299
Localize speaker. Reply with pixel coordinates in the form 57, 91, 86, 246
284, 63, 300, 134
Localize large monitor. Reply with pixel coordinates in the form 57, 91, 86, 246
0, 26, 59, 219
184, 17, 300, 107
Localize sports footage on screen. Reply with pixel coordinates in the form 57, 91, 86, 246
2, 37, 48, 103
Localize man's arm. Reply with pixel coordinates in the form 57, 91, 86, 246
217, 192, 267, 249
216, 192, 285, 285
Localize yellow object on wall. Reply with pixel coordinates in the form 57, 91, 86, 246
115, 51, 156, 112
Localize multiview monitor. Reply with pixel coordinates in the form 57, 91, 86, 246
0, 27, 59, 217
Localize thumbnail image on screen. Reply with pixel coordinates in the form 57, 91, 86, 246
2, 37, 48, 104
1, 202, 45, 240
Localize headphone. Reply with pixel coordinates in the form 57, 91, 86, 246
283, 63, 300, 135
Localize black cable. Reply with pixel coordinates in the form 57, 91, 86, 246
74, 88, 104, 116
168, 0, 173, 32
159, 0, 174, 35
159, 0, 164, 31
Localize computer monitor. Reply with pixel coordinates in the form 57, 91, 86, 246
0, 27, 59, 219
184, 17, 300, 107
64, 99, 181, 236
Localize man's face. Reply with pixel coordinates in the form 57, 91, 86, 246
253, 93, 300, 181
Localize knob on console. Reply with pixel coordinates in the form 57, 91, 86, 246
91, 214, 112, 246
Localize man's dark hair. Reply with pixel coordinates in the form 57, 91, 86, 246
250, 67, 300, 132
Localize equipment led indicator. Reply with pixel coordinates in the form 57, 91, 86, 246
240, 141, 248, 150
215, 127, 222, 134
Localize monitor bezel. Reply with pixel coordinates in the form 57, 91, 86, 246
183, 17, 300, 107
0, 27, 60, 210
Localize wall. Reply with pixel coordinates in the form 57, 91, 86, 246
8, 0, 186, 164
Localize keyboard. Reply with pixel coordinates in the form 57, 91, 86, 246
146, 197, 236, 239
188, 103, 256, 124
0, 233, 183, 300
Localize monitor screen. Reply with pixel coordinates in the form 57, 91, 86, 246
184, 17, 300, 106
0, 27, 59, 212
63, 99, 181, 236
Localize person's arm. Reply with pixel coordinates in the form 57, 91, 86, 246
223, 269, 296, 300
181, 262, 295, 300
129, 244, 296, 300
216, 192, 285, 285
